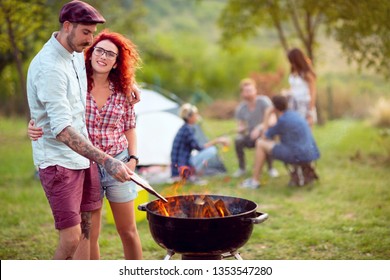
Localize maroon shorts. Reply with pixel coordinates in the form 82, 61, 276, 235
39, 161, 102, 230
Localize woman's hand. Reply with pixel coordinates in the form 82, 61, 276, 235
127, 84, 141, 105
306, 115, 314, 127
306, 108, 316, 127
28, 120, 43, 141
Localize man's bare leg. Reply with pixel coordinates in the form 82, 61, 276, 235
73, 211, 92, 260
252, 139, 275, 182
53, 225, 81, 260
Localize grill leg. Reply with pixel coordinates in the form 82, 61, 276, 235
233, 251, 243, 260
221, 251, 243, 260
164, 250, 175, 260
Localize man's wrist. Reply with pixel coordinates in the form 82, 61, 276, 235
101, 154, 110, 165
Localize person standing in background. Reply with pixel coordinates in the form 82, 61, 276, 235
283, 48, 317, 126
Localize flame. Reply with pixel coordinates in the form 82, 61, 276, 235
155, 166, 231, 218
157, 200, 169, 216
179, 165, 193, 179
154, 166, 190, 217
155, 194, 231, 219
216, 206, 225, 217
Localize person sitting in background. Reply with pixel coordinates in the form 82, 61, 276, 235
241, 95, 320, 189
170, 103, 229, 183
234, 78, 279, 178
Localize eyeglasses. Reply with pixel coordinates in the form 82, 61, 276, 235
93, 47, 118, 60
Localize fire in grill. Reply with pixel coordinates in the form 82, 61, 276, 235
155, 195, 232, 218
138, 194, 268, 260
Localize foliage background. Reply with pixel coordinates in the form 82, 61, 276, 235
1, 0, 389, 119
0, 0, 390, 261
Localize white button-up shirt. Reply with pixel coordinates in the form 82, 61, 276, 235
27, 32, 90, 169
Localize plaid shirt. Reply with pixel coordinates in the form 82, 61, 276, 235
170, 123, 203, 177
86, 84, 136, 157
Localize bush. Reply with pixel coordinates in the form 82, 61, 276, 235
202, 99, 238, 119
369, 98, 390, 163
370, 98, 390, 128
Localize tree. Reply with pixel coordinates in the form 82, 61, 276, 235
0, 0, 148, 116
99, 0, 147, 36
0, 0, 47, 117
326, 0, 390, 77
218, 0, 390, 76
218, 0, 329, 64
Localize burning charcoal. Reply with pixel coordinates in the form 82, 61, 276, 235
214, 199, 232, 217
190, 196, 204, 217
158, 203, 169, 217
202, 196, 220, 217
194, 196, 205, 205
192, 199, 204, 217
159, 201, 176, 212
173, 210, 188, 218
202, 206, 212, 218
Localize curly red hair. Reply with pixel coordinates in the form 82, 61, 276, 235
85, 29, 140, 95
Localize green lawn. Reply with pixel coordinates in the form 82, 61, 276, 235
0, 116, 389, 260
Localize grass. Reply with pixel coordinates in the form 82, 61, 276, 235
0, 116, 389, 260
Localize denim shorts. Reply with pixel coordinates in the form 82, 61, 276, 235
98, 149, 138, 203
272, 144, 295, 163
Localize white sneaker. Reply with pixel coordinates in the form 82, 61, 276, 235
240, 178, 260, 189
232, 169, 246, 178
268, 168, 279, 178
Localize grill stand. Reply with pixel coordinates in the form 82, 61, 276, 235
163, 250, 243, 260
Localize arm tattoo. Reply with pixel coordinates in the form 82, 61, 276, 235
57, 126, 106, 163
102, 156, 122, 177
57, 126, 126, 177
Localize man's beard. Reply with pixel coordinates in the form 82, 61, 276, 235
67, 29, 90, 53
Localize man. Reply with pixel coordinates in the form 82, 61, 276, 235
234, 78, 279, 178
241, 95, 320, 188
26, 1, 134, 260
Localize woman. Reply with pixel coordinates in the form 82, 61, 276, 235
29, 30, 142, 259
170, 103, 229, 183
284, 48, 317, 126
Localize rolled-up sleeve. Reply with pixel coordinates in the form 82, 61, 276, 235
38, 69, 72, 137
124, 104, 136, 131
